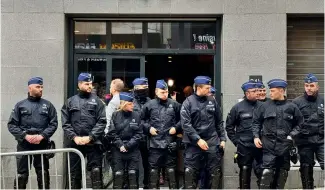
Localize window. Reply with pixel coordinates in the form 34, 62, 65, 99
77, 57, 107, 99
74, 22, 106, 49
148, 22, 216, 50
147, 22, 181, 49
111, 22, 142, 49
184, 22, 216, 50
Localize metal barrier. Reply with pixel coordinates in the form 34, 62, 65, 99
0, 148, 87, 189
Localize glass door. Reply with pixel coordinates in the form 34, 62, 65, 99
73, 55, 145, 99
107, 56, 145, 90
74, 54, 109, 101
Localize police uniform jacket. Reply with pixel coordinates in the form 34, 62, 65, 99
8, 95, 58, 142
61, 93, 106, 143
141, 97, 182, 149
292, 93, 324, 145
226, 98, 262, 147
252, 99, 303, 154
133, 96, 151, 142
109, 110, 142, 151
180, 94, 226, 145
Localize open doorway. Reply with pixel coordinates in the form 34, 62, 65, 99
145, 55, 214, 103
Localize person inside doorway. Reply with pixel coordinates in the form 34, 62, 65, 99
183, 86, 194, 99
104, 79, 124, 134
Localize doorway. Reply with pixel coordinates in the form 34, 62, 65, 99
145, 55, 214, 103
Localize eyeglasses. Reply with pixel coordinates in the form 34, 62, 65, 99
259, 90, 266, 92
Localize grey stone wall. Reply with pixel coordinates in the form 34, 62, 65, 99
1, 0, 323, 189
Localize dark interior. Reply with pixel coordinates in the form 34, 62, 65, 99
145, 55, 214, 103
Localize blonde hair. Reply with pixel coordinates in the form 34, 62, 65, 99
117, 100, 129, 111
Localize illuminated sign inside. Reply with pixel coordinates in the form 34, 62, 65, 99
111, 43, 135, 49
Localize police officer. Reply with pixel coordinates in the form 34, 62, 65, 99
181, 76, 226, 189
8, 77, 58, 189
252, 79, 303, 189
141, 79, 182, 189
132, 77, 151, 188
108, 92, 143, 189
198, 86, 222, 189
61, 73, 106, 189
226, 81, 263, 189
292, 73, 324, 189
256, 81, 269, 102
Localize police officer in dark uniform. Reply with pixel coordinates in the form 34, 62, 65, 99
252, 79, 303, 189
8, 77, 58, 189
292, 73, 324, 189
226, 81, 263, 189
132, 77, 151, 188
199, 86, 223, 189
256, 81, 270, 102
141, 79, 182, 189
181, 76, 226, 189
108, 92, 143, 189
61, 73, 106, 189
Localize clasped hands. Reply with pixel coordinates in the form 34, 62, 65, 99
25, 135, 44, 144
150, 127, 176, 136
73, 136, 92, 145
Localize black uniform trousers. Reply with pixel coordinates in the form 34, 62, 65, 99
149, 148, 177, 169
68, 143, 103, 178
262, 149, 291, 171
260, 149, 291, 189
16, 140, 49, 174
184, 144, 222, 189
185, 144, 221, 174
148, 148, 177, 188
298, 143, 324, 169
112, 149, 141, 171
237, 144, 263, 168
237, 143, 263, 188
139, 139, 149, 186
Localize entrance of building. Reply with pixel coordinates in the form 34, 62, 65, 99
74, 54, 214, 103
145, 55, 214, 102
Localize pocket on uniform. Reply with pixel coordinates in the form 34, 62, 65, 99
20, 108, 32, 121
264, 112, 276, 119
87, 104, 96, 116
282, 138, 293, 153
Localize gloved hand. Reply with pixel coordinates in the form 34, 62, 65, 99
290, 147, 298, 164
176, 137, 185, 150
219, 146, 225, 157
168, 142, 177, 152
46, 140, 56, 159
101, 134, 113, 152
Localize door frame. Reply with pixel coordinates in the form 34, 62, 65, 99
73, 54, 145, 96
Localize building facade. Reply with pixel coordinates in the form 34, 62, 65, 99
1, 0, 324, 188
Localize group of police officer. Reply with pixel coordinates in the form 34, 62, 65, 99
226, 74, 324, 189
7, 72, 324, 190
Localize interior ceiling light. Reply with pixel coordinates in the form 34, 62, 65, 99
167, 79, 174, 87
168, 60, 172, 63
74, 30, 80, 33
168, 56, 172, 59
